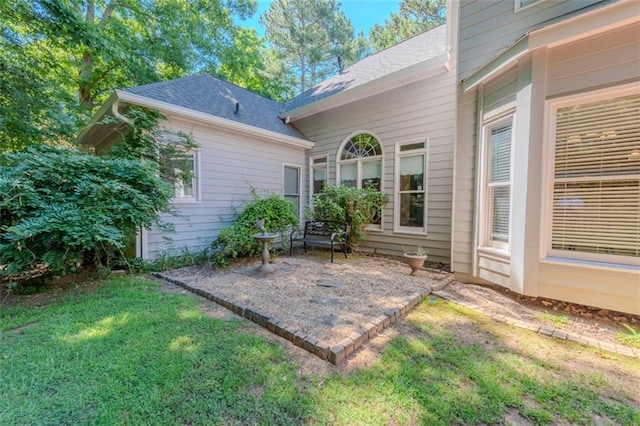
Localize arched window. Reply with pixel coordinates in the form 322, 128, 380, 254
337, 132, 383, 227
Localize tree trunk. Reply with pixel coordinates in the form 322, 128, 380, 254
79, 50, 94, 110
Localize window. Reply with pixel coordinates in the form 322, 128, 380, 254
310, 155, 328, 202
160, 151, 198, 202
337, 132, 383, 228
284, 165, 300, 216
547, 87, 640, 263
481, 115, 513, 250
395, 141, 427, 234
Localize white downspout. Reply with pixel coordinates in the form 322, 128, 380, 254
111, 100, 133, 126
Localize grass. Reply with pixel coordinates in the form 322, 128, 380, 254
538, 310, 572, 328
1, 277, 312, 425
315, 302, 640, 425
617, 324, 640, 349
2, 277, 639, 425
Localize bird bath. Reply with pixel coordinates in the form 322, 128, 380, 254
253, 220, 278, 274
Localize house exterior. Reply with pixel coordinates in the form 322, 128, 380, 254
281, 23, 457, 262
451, 0, 640, 314
78, 75, 313, 259
78, 21, 458, 263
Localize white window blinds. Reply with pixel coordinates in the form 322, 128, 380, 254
488, 123, 512, 245
552, 93, 640, 259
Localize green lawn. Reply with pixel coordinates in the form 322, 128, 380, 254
2, 277, 639, 425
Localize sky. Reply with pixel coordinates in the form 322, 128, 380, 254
236, 0, 401, 36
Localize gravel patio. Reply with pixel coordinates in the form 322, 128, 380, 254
154, 253, 453, 365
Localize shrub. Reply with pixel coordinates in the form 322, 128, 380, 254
311, 184, 388, 251
0, 145, 174, 284
210, 191, 299, 264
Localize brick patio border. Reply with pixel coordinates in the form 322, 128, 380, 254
153, 272, 454, 365
433, 290, 640, 359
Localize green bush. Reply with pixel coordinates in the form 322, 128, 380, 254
0, 145, 174, 284
210, 191, 299, 265
311, 184, 388, 252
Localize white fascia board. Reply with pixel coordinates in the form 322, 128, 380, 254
462, 0, 639, 93
462, 36, 529, 92
284, 50, 450, 121
75, 92, 119, 145
529, 0, 640, 49
115, 90, 315, 150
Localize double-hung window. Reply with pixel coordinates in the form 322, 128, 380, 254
395, 141, 427, 234
482, 115, 513, 251
161, 151, 198, 202
547, 86, 640, 264
284, 165, 301, 217
310, 155, 328, 202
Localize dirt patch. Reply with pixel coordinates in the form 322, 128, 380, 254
436, 281, 640, 350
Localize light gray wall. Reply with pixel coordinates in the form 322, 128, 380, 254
453, 0, 617, 276
292, 69, 457, 263
453, 0, 640, 314
458, 0, 611, 79
146, 115, 308, 259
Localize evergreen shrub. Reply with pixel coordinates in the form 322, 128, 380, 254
310, 184, 388, 252
210, 191, 299, 265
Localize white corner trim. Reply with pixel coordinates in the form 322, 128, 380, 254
115, 90, 314, 150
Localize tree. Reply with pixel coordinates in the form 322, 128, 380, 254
260, 0, 366, 94
207, 27, 294, 102
0, 0, 257, 151
369, 0, 446, 52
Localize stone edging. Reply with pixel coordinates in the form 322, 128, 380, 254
153, 272, 454, 365
433, 290, 640, 359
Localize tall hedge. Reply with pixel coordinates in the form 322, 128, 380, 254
0, 145, 174, 281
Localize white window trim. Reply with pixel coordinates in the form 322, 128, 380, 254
309, 154, 329, 205
540, 82, 640, 267
393, 139, 428, 235
478, 107, 515, 253
170, 150, 200, 204
336, 130, 385, 231
283, 163, 303, 219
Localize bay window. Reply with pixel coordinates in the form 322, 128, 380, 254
481, 115, 513, 251
548, 87, 640, 263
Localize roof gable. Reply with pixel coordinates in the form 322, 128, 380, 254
281, 24, 448, 115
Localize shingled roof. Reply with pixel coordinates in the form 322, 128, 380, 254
281, 24, 448, 115
123, 74, 306, 139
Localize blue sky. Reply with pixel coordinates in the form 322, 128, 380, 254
237, 0, 401, 36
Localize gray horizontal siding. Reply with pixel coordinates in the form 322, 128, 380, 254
458, 0, 609, 79
293, 70, 457, 263
146, 116, 307, 259
546, 21, 640, 97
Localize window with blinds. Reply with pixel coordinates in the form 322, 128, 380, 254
551, 91, 640, 261
484, 119, 513, 250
